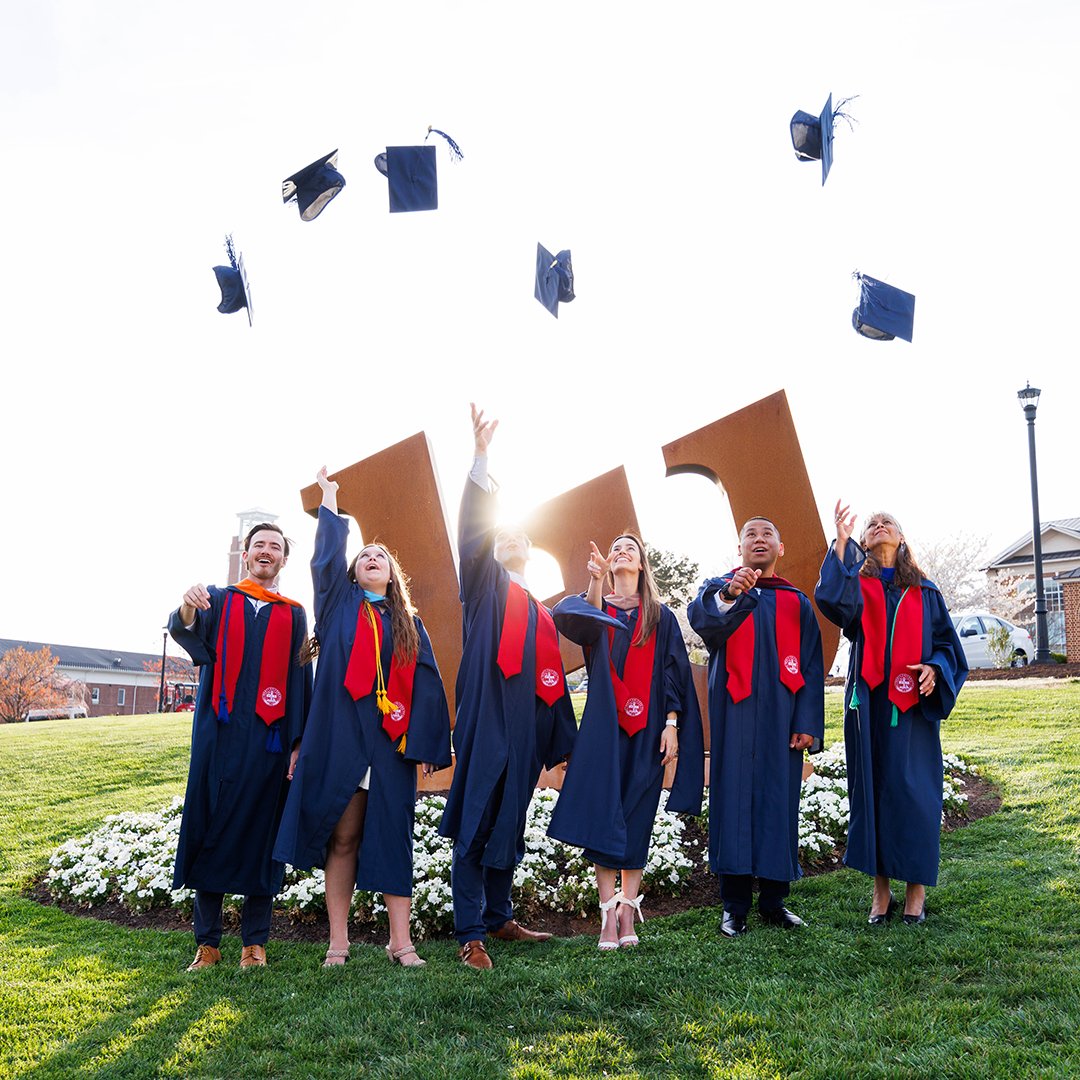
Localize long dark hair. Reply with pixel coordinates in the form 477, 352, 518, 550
300, 542, 421, 666
603, 533, 662, 645
858, 511, 926, 588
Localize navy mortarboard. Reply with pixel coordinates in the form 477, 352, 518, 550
851, 272, 915, 342
374, 127, 462, 213
282, 150, 345, 221
790, 94, 856, 185
212, 235, 253, 326
534, 243, 575, 318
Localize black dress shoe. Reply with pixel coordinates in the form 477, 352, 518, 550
759, 906, 804, 929
868, 895, 898, 926
902, 907, 927, 926
720, 910, 748, 937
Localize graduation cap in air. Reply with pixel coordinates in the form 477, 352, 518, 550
790, 94, 856, 185
534, 243, 575, 318
212, 235, 253, 326
373, 127, 463, 213
282, 150, 345, 221
851, 272, 915, 342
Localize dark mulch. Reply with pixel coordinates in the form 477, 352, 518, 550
26, 776, 1000, 944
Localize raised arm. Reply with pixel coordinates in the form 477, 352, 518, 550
459, 404, 502, 599
584, 541, 612, 609
310, 467, 350, 623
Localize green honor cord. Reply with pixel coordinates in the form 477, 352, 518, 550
886, 587, 911, 727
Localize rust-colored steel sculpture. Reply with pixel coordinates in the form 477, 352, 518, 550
661, 389, 839, 669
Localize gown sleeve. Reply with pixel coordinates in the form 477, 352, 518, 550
793, 593, 825, 752
311, 506, 352, 626
687, 576, 757, 652
814, 540, 866, 639
920, 585, 969, 724
662, 610, 705, 815
400, 619, 453, 768
457, 475, 500, 603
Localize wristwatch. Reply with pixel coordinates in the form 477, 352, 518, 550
719, 582, 736, 602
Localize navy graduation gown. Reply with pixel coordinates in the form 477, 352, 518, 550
169, 588, 311, 896
688, 578, 824, 882
547, 596, 705, 868
815, 541, 968, 885
437, 478, 577, 870
273, 508, 451, 897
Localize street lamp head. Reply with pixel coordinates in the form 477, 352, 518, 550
1017, 382, 1041, 416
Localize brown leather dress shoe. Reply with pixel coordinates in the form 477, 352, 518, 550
458, 940, 493, 969
490, 919, 552, 943
239, 944, 267, 968
186, 944, 221, 971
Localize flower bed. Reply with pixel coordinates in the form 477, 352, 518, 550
45, 750, 979, 933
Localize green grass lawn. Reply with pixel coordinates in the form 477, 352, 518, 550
1, 683, 1079, 1079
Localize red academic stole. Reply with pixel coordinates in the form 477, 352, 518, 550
343, 601, 418, 747
606, 606, 657, 737
724, 575, 805, 703
214, 579, 299, 726
858, 577, 923, 715
496, 581, 565, 706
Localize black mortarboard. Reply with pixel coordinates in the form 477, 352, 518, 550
852, 272, 915, 342
282, 150, 345, 221
212, 235, 252, 326
373, 128, 463, 213
534, 243, 575, 318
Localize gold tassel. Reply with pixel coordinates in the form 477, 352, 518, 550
396, 732, 407, 755
376, 689, 394, 715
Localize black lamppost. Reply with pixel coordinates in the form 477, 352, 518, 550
158, 628, 168, 712
1017, 383, 1052, 664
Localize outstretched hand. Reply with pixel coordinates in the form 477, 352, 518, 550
316, 465, 339, 495
182, 584, 212, 611
834, 499, 857, 546
725, 566, 760, 599
471, 402, 499, 455
587, 540, 612, 581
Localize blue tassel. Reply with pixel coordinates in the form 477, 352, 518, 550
426, 126, 464, 161
266, 725, 283, 754
217, 695, 230, 723
223, 234, 239, 271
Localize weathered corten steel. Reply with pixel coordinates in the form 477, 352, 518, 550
521, 466, 640, 674
299, 432, 462, 716
661, 389, 839, 669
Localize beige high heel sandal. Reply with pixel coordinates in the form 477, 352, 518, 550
598, 893, 621, 951
617, 894, 644, 947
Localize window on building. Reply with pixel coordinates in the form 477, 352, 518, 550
91, 688, 100, 705
118, 688, 126, 706
1046, 581, 1064, 613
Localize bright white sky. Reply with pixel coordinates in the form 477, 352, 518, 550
2, 1, 1077, 657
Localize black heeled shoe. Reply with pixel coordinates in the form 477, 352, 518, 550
902, 905, 927, 926
868, 894, 897, 926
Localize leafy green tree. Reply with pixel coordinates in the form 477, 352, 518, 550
647, 547, 700, 610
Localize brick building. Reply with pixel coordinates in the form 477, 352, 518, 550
984, 517, 1080, 654
0, 638, 173, 719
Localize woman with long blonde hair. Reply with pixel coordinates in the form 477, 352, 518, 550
274, 468, 451, 966
548, 533, 704, 949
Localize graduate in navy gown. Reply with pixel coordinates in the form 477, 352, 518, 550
815, 502, 968, 926
169, 522, 312, 971
688, 517, 824, 937
438, 405, 577, 969
549, 534, 704, 950
274, 468, 451, 966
